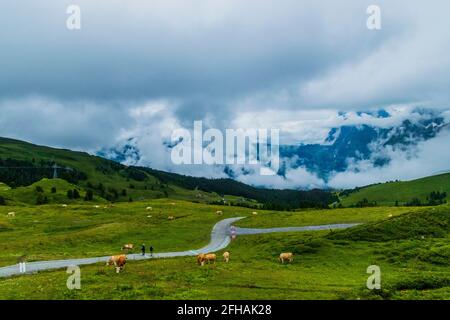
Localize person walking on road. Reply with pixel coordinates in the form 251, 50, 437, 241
149, 245, 154, 257
141, 243, 146, 256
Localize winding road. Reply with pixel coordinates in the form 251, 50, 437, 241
0, 217, 358, 278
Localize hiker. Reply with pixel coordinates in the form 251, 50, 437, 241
149, 245, 154, 257
141, 243, 146, 256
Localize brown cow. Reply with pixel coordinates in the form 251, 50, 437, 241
197, 253, 206, 265
223, 251, 230, 263
107, 255, 127, 273
279, 252, 294, 264
197, 253, 216, 266
204, 253, 216, 265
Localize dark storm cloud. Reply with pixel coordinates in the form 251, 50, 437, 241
1, 0, 450, 188
0, 0, 395, 105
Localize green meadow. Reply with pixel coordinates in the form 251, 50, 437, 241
0, 200, 449, 300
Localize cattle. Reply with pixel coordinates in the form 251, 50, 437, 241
170, 202, 176, 206
204, 253, 216, 265
168, 216, 175, 221
106, 255, 127, 273
93, 205, 100, 209
279, 252, 294, 264
197, 253, 206, 265
7, 212, 15, 217
121, 244, 134, 251
146, 206, 153, 211
216, 210, 223, 215
252, 211, 258, 215
62, 204, 68, 208
197, 253, 216, 266
223, 251, 230, 263
147, 215, 152, 218
388, 214, 393, 218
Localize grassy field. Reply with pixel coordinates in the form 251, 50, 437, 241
340, 173, 450, 207
0, 201, 449, 300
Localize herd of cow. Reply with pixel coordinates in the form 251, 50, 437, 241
106, 250, 294, 273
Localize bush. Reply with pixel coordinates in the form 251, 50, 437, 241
73, 189, 80, 199
36, 194, 48, 205
84, 189, 93, 201
0, 195, 6, 205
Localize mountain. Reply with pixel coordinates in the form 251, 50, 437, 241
99, 109, 449, 185
280, 112, 449, 180
0, 137, 334, 209
339, 172, 450, 207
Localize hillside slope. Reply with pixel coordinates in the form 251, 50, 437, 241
0, 137, 334, 208
340, 173, 450, 207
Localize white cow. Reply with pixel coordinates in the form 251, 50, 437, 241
7, 212, 15, 217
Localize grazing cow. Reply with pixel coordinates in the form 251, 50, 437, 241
106, 255, 127, 273
7, 212, 15, 217
279, 252, 294, 264
223, 251, 230, 263
170, 202, 176, 206
147, 215, 152, 218
216, 210, 223, 215
146, 206, 153, 211
252, 211, 258, 215
168, 216, 175, 221
197, 254, 206, 265
204, 253, 216, 265
93, 205, 100, 209
62, 204, 68, 208
121, 244, 134, 251
388, 214, 393, 218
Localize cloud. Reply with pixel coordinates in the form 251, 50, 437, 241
0, 1, 449, 189
327, 130, 450, 189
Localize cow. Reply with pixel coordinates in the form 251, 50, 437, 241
93, 205, 100, 209
106, 255, 127, 273
216, 210, 223, 215
197, 253, 216, 266
168, 216, 175, 221
204, 253, 216, 265
197, 254, 206, 265
7, 212, 15, 217
279, 252, 294, 264
252, 211, 258, 215
62, 204, 68, 208
121, 244, 134, 252
146, 206, 153, 211
223, 251, 230, 263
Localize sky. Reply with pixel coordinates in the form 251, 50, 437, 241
0, 1, 449, 189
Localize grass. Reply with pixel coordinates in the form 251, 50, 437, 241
235, 206, 420, 228
0, 199, 253, 267
0, 203, 449, 300
340, 172, 450, 206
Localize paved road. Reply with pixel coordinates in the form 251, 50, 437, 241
0, 217, 358, 278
